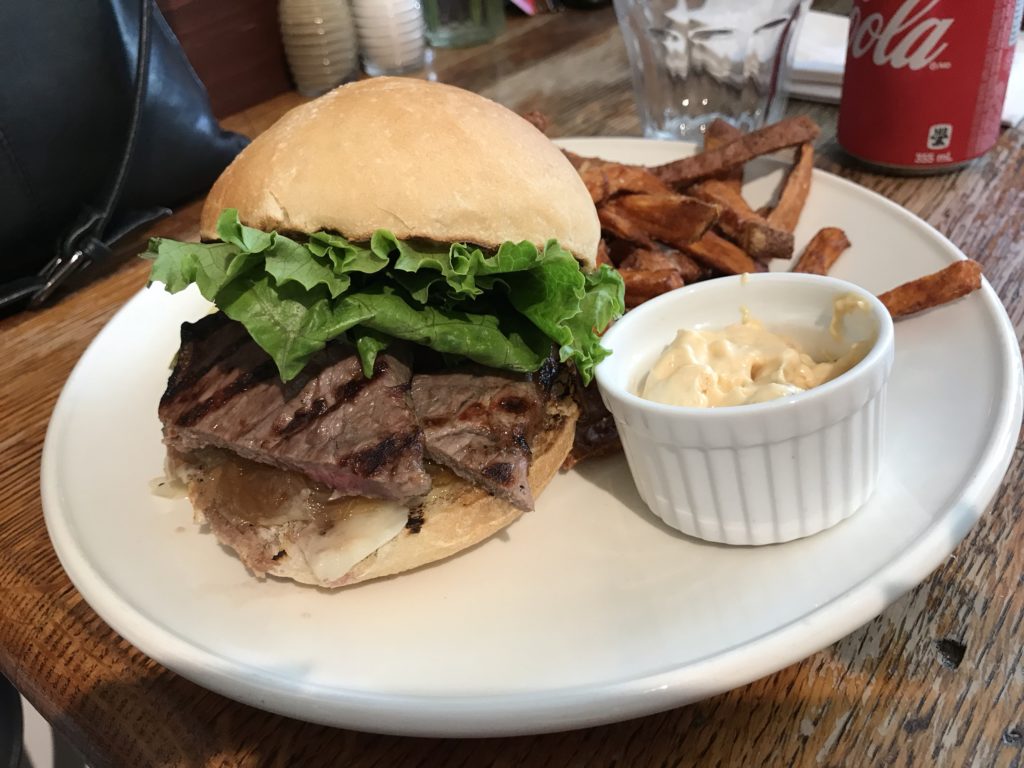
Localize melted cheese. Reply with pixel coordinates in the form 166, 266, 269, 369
294, 501, 408, 584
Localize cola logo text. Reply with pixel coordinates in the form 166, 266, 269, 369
848, 0, 952, 70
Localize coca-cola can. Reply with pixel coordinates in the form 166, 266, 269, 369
838, 0, 1022, 173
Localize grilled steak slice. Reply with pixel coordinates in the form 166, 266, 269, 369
561, 378, 622, 471
159, 313, 430, 500
410, 370, 545, 511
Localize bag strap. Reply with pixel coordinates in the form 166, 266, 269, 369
0, 0, 157, 314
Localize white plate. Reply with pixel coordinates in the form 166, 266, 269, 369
42, 138, 1022, 737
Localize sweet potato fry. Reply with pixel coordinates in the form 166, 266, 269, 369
562, 151, 670, 203
682, 231, 760, 275
579, 166, 609, 204
666, 249, 705, 283
620, 268, 685, 308
619, 247, 678, 273
605, 193, 718, 250
665, 249, 705, 283
767, 143, 814, 232
792, 227, 851, 275
704, 119, 744, 193
598, 204, 657, 249
619, 247, 703, 283
521, 110, 550, 135
688, 179, 794, 262
602, 236, 641, 266
877, 260, 983, 318
690, 178, 757, 216
602, 162, 672, 197
562, 150, 587, 170
654, 115, 821, 187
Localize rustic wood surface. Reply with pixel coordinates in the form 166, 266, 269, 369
2, 7, 1023, 768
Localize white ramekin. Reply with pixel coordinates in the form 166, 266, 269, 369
595, 273, 895, 545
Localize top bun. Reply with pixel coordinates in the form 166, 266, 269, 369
200, 78, 600, 269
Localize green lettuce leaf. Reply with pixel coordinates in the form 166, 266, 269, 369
349, 326, 392, 378
142, 208, 625, 383
264, 237, 350, 299
340, 287, 551, 372
216, 208, 275, 253
559, 264, 626, 383
216, 276, 373, 381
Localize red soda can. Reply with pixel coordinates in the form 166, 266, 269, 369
838, 0, 1022, 173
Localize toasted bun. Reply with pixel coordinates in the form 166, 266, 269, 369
170, 397, 577, 588
200, 78, 600, 269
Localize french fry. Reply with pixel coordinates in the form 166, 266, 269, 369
682, 231, 760, 275
620, 268, 685, 308
703, 119, 744, 193
563, 151, 670, 203
521, 110, 550, 134
792, 227, 851, 275
767, 143, 814, 232
579, 166, 610, 204
667, 250, 706, 283
605, 193, 718, 249
619, 247, 703, 283
596, 239, 612, 267
563, 151, 613, 203
602, 162, 672, 197
690, 178, 757, 216
665, 249, 705, 283
602, 236, 641, 266
598, 204, 657, 249
562, 150, 587, 170
688, 179, 794, 261
877, 260, 983, 318
654, 115, 821, 187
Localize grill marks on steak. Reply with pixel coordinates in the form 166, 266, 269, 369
159, 314, 430, 500
410, 370, 545, 511
160, 314, 560, 510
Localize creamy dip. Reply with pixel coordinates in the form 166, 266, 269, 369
640, 296, 873, 408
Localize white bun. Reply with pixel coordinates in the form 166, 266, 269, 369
200, 77, 599, 269
170, 397, 578, 588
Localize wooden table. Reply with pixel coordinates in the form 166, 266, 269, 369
3, 8, 1023, 767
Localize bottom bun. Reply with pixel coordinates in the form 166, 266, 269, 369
168, 396, 578, 588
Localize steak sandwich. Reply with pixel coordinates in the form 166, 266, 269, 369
144, 78, 625, 588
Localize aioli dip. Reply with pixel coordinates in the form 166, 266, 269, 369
640, 297, 873, 408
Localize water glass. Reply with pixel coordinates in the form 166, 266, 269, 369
422, 0, 505, 48
613, 0, 810, 139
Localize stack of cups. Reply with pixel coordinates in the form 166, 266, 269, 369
349, 0, 426, 76
279, 0, 359, 96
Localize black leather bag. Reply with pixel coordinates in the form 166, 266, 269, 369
0, 0, 249, 312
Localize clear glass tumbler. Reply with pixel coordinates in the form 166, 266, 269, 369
613, 0, 810, 139
422, 0, 505, 48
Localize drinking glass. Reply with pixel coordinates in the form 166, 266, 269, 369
422, 0, 505, 48
613, 0, 810, 139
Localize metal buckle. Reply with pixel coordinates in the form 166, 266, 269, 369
28, 249, 87, 308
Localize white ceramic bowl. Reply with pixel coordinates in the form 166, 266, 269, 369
595, 273, 895, 546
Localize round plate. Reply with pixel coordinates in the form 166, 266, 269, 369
42, 138, 1022, 736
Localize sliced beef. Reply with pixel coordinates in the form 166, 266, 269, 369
159, 313, 430, 500
561, 378, 622, 471
410, 369, 545, 511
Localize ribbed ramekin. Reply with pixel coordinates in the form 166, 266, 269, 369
595, 273, 895, 545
